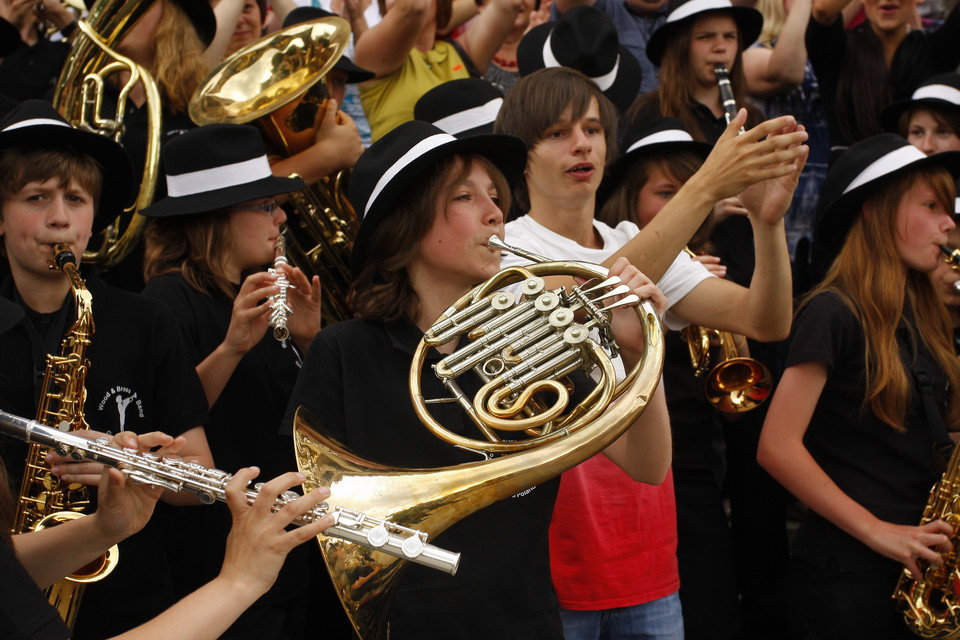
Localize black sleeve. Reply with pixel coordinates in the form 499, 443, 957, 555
141, 275, 205, 365
147, 306, 210, 437
805, 14, 845, 94
0, 542, 70, 640
927, 2, 960, 72
280, 329, 346, 441
785, 291, 860, 371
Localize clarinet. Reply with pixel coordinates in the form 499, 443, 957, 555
941, 245, 960, 295
268, 232, 294, 342
713, 63, 745, 134
0, 409, 461, 575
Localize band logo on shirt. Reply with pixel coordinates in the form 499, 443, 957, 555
96, 386, 145, 433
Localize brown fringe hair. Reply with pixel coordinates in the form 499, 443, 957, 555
348, 153, 511, 322
801, 166, 960, 431
598, 151, 714, 252
153, 0, 211, 116
494, 67, 618, 214
897, 106, 960, 141
142, 212, 238, 300
0, 147, 103, 211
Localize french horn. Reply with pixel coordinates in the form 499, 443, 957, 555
293, 235, 665, 638
189, 17, 357, 326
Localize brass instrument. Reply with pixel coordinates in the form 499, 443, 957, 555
52, 0, 163, 268
12, 244, 118, 629
268, 232, 294, 341
893, 442, 960, 638
0, 409, 460, 575
941, 246, 960, 296
293, 235, 665, 638
189, 18, 357, 326
681, 248, 771, 413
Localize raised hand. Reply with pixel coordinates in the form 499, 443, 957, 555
739, 122, 810, 227
277, 262, 323, 349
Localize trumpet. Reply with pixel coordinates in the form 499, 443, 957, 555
0, 409, 460, 575
268, 232, 294, 342
940, 245, 960, 296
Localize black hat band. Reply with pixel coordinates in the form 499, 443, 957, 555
166, 154, 274, 198
433, 98, 503, 136
843, 145, 927, 195
365, 132, 455, 218
543, 33, 619, 91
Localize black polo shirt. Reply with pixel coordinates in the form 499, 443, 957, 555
786, 291, 948, 572
0, 269, 209, 639
0, 536, 70, 640
283, 315, 564, 640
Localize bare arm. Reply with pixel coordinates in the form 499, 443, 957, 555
758, 362, 952, 578
269, 102, 363, 185
438, 0, 480, 36
205, 0, 246, 66
454, 0, 524, 73
811, 0, 851, 25
742, 0, 811, 97
352, 0, 433, 78
598, 259, 673, 483
269, 0, 298, 28
607, 111, 808, 283
552, 0, 595, 15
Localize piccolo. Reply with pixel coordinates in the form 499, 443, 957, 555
268, 233, 294, 342
0, 409, 461, 575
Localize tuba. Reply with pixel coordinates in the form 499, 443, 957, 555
189, 18, 357, 326
51, 0, 163, 268
12, 244, 119, 629
293, 235, 665, 638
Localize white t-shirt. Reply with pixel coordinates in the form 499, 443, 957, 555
502, 215, 713, 331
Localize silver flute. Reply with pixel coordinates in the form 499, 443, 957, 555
0, 409, 461, 575
268, 233, 294, 342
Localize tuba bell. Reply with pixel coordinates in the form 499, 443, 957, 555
52, 0, 163, 268
189, 17, 357, 326
293, 236, 665, 638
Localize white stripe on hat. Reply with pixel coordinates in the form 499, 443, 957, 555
433, 98, 503, 136
912, 84, 960, 107
842, 145, 927, 194
668, 0, 733, 23
626, 129, 695, 154
542, 33, 619, 92
166, 155, 273, 198
2, 117, 71, 132
955, 196, 960, 215
365, 133, 454, 218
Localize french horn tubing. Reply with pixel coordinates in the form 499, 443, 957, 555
293, 235, 665, 639
52, 0, 163, 268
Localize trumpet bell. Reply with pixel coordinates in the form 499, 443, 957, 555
188, 17, 350, 131
704, 357, 772, 413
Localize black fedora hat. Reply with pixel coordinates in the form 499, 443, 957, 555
607, 117, 712, 185
414, 79, 504, 138
517, 5, 642, 112
881, 73, 960, 133
282, 7, 376, 84
139, 124, 305, 218
349, 120, 527, 278
172, 0, 217, 48
646, 0, 763, 67
0, 99, 136, 233
815, 134, 960, 252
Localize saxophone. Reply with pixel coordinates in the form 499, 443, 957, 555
893, 441, 960, 638
11, 244, 118, 629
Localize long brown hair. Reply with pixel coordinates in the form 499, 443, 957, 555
625, 15, 758, 142
801, 166, 960, 430
153, 0, 210, 115
348, 153, 511, 322
142, 212, 238, 300
597, 151, 714, 251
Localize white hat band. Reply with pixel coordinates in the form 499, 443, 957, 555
912, 84, 960, 106
365, 133, 454, 218
843, 145, 927, 194
542, 33, 619, 92
626, 129, 695, 153
668, 0, 733, 23
166, 155, 273, 198
433, 98, 503, 136
3, 117, 71, 132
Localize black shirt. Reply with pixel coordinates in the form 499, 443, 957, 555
0, 537, 70, 640
786, 291, 948, 572
0, 269, 209, 638
283, 316, 564, 640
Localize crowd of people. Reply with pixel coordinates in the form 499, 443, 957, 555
1, 0, 960, 638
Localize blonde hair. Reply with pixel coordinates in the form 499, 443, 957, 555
756, 0, 787, 47
153, 0, 210, 115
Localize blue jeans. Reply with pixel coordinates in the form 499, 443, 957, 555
559, 592, 684, 640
